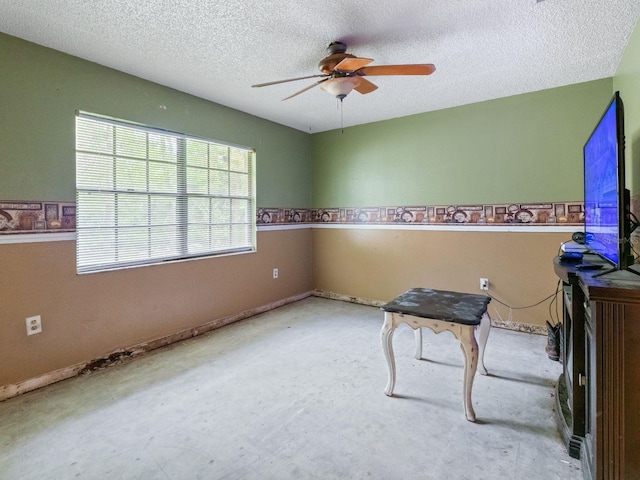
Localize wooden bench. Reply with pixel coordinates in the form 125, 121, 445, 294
380, 288, 491, 422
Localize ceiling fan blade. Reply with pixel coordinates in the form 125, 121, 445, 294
358, 64, 436, 76
282, 78, 329, 101
354, 77, 378, 94
252, 74, 328, 88
334, 57, 373, 72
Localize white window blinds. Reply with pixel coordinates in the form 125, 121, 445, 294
76, 113, 255, 274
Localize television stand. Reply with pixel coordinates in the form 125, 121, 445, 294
553, 257, 640, 479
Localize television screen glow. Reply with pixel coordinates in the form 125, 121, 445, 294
583, 95, 623, 267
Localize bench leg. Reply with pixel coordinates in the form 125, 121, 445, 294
380, 312, 396, 396
459, 326, 479, 422
414, 327, 422, 359
477, 312, 491, 376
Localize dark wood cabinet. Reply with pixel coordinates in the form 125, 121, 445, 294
554, 258, 586, 459
554, 257, 640, 480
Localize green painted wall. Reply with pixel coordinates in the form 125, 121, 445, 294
0, 33, 312, 208
614, 18, 640, 195
310, 79, 612, 208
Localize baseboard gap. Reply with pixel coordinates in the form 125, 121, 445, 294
311, 289, 385, 307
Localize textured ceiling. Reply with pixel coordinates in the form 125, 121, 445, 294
1, 1, 639, 133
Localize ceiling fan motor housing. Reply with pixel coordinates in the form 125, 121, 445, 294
327, 42, 348, 55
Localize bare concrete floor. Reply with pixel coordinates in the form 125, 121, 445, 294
0, 297, 581, 480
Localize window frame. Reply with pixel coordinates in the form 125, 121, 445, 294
75, 112, 256, 274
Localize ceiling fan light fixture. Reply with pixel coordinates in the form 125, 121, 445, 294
320, 76, 362, 99
253, 41, 434, 104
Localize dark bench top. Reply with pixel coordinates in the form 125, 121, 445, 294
381, 288, 491, 326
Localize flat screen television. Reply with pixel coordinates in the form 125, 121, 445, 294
583, 91, 636, 273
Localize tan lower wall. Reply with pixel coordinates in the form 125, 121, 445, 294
312, 227, 569, 330
1, 225, 568, 393
0, 229, 312, 388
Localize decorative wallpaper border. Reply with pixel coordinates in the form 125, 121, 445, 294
0, 199, 583, 236
258, 201, 584, 227
0, 199, 605, 235
0, 201, 76, 234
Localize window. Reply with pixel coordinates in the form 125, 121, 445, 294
76, 113, 255, 274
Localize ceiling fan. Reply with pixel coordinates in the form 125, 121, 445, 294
251, 41, 436, 101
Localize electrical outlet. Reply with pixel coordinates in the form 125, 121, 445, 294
26, 315, 42, 335
273, 268, 279, 279
480, 278, 489, 291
